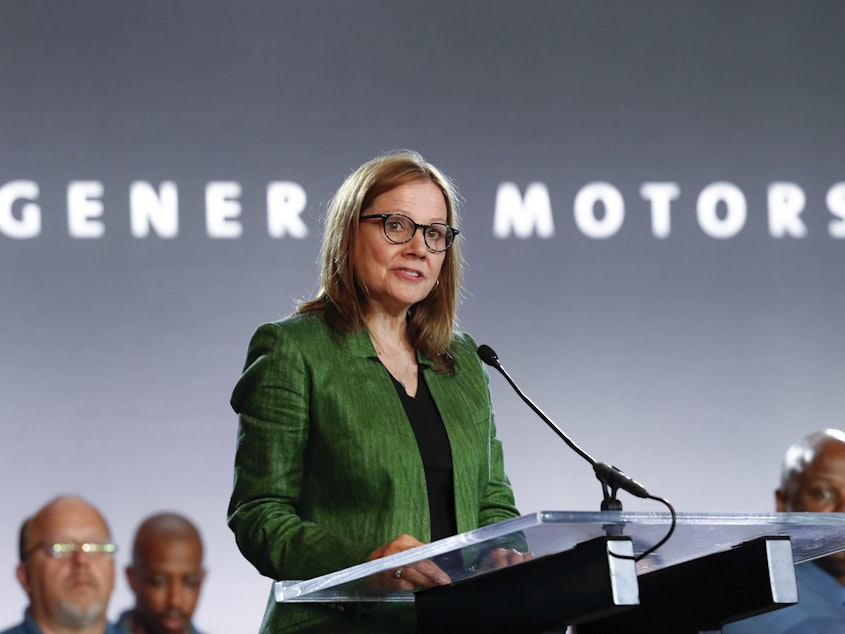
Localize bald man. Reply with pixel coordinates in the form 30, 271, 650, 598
117, 513, 206, 634
2, 495, 121, 634
724, 429, 845, 633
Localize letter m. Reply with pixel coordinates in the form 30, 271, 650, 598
494, 182, 554, 238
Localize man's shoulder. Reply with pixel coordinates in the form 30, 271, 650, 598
722, 563, 844, 633
0, 611, 39, 634
106, 610, 206, 634
0, 616, 123, 634
110, 609, 132, 633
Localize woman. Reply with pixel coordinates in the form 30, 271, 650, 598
227, 150, 521, 632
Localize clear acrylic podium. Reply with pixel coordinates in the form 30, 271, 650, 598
274, 511, 845, 633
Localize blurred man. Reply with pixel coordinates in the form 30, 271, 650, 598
724, 429, 845, 633
118, 513, 206, 634
2, 495, 120, 634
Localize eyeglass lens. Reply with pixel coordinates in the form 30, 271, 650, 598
384, 214, 454, 251
28, 541, 117, 559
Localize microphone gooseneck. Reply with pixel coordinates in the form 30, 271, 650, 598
477, 344, 649, 507
478, 343, 677, 561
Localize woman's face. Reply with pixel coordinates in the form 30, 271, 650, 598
353, 179, 448, 318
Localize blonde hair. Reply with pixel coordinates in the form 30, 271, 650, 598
297, 150, 463, 373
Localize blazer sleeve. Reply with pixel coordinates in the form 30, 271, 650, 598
478, 410, 521, 529
226, 321, 375, 580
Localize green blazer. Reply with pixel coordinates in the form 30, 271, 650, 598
227, 312, 520, 632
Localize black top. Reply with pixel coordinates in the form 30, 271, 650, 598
389, 368, 458, 541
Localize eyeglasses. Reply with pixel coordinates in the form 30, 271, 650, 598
359, 213, 460, 252
22, 541, 117, 561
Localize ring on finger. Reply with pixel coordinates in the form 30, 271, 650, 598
394, 568, 403, 579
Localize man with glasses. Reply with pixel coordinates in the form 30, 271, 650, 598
723, 429, 845, 633
3, 495, 121, 634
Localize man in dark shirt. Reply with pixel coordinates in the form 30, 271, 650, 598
724, 429, 845, 633
2, 495, 120, 634
117, 513, 206, 634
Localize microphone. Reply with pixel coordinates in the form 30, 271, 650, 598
477, 344, 649, 507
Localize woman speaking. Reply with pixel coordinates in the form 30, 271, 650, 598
227, 150, 521, 632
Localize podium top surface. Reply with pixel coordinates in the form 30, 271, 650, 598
274, 510, 845, 603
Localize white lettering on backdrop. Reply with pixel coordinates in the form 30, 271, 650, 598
1, 179, 844, 240
493, 181, 845, 239
0, 180, 308, 239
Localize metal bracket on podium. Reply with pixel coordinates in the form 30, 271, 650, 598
576, 536, 797, 634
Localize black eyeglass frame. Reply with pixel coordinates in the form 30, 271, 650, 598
359, 213, 460, 252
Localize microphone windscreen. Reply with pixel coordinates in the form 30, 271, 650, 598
477, 344, 499, 367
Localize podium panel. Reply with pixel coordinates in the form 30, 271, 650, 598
274, 511, 845, 605
576, 536, 798, 634
416, 536, 637, 634
271, 511, 845, 634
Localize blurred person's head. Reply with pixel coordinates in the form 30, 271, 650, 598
16, 495, 116, 631
125, 513, 206, 634
776, 428, 845, 583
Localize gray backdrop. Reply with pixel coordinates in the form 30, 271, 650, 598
2, 2, 844, 632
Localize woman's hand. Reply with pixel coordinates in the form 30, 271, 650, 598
367, 534, 451, 590
477, 547, 533, 572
